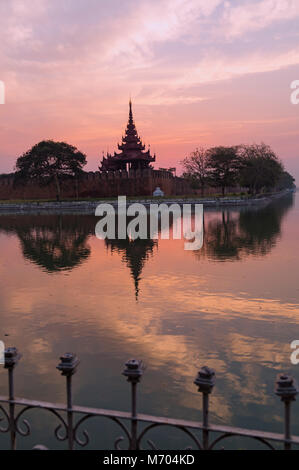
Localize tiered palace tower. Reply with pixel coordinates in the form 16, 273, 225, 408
99, 100, 155, 172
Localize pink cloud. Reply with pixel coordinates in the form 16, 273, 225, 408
0, 0, 298, 180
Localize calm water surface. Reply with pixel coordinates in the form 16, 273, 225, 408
0, 192, 298, 449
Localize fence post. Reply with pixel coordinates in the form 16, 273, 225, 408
194, 366, 215, 450
57, 352, 80, 450
4, 347, 21, 450
123, 359, 143, 450
275, 373, 298, 450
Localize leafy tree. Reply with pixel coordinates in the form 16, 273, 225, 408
277, 171, 296, 190
181, 147, 211, 196
238, 143, 283, 194
182, 142, 294, 196
15, 140, 87, 200
206, 146, 239, 196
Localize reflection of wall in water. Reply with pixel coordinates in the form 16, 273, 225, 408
0, 214, 160, 299
0, 195, 292, 297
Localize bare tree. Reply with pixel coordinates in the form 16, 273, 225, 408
181, 147, 210, 196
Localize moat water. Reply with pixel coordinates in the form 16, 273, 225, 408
0, 192, 298, 449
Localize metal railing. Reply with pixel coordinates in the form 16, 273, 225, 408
0, 347, 298, 450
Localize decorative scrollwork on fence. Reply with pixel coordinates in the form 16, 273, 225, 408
14, 405, 68, 441
73, 414, 131, 449
0, 405, 10, 433
137, 423, 203, 450
208, 433, 276, 450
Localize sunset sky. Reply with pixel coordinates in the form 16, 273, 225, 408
0, 0, 299, 179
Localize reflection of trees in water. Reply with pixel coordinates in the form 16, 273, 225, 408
0, 213, 158, 298
196, 193, 294, 261
0, 193, 293, 293
105, 235, 157, 301
0, 214, 91, 272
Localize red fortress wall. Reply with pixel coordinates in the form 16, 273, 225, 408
0, 169, 192, 200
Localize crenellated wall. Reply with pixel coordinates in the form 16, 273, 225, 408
0, 169, 192, 200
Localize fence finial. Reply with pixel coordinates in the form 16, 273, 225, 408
57, 352, 79, 376
122, 359, 143, 384
194, 366, 215, 394
4, 347, 21, 369
275, 374, 298, 402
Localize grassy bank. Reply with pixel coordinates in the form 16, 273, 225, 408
0, 190, 289, 205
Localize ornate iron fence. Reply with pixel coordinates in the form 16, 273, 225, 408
0, 347, 298, 450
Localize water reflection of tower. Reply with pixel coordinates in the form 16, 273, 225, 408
105, 237, 157, 300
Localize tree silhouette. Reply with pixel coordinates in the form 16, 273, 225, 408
15, 140, 87, 201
